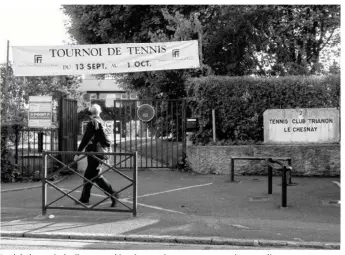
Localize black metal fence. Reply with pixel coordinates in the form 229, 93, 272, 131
10, 127, 59, 178
42, 150, 138, 216
113, 99, 186, 169
59, 97, 78, 166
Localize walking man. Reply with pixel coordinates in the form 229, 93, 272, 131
74, 104, 118, 207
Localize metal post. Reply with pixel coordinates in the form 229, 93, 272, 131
2, 41, 10, 149
124, 103, 128, 168
176, 101, 179, 167
3, 41, 9, 124
50, 129, 54, 151
42, 151, 47, 215
230, 158, 234, 182
130, 102, 132, 165
144, 123, 148, 167
114, 100, 118, 167
287, 158, 292, 184
182, 99, 186, 159
170, 101, 173, 167
198, 29, 203, 65
21, 130, 24, 179
139, 105, 143, 168
38, 132, 44, 153
212, 109, 216, 142
15, 125, 19, 165
133, 152, 137, 216
33, 130, 36, 175
165, 104, 168, 165
268, 159, 273, 195
160, 102, 164, 167
282, 166, 287, 207
151, 101, 154, 167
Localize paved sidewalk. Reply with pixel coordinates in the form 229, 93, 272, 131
1, 170, 341, 249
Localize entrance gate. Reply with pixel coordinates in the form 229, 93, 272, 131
113, 99, 186, 169
58, 97, 78, 166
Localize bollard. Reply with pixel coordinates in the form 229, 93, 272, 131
282, 166, 287, 207
268, 159, 273, 195
230, 158, 235, 182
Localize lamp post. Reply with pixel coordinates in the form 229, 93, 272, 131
2, 40, 9, 123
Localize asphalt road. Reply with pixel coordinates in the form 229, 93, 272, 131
1, 169, 340, 246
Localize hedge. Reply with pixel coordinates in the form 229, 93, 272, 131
186, 75, 340, 145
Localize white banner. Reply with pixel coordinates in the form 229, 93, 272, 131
12, 40, 200, 76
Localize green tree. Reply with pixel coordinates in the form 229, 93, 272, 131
62, 4, 341, 91
62, 5, 205, 44
202, 5, 340, 76
265, 5, 340, 75
0, 63, 82, 126
62, 5, 211, 99
0, 63, 82, 182
201, 5, 262, 75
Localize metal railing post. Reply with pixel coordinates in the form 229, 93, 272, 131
282, 166, 287, 207
42, 151, 47, 215
133, 151, 138, 216
182, 99, 186, 160
287, 158, 292, 184
230, 158, 235, 182
15, 125, 19, 166
268, 158, 273, 195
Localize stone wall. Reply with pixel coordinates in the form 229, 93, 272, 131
186, 144, 340, 176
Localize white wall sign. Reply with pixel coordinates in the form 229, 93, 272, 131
263, 108, 340, 144
12, 40, 200, 77
28, 96, 52, 128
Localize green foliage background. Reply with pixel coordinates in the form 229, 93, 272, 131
62, 5, 340, 99
186, 75, 340, 145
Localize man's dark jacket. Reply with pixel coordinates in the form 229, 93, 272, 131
77, 116, 107, 153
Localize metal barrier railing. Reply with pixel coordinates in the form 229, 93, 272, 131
42, 150, 137, 216
230, 156, 292, 183
230, 156, 292, 208
265, 159, 292, 207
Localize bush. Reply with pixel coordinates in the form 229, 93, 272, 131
1, 130, 21, 182
186, 75, 340, 145
1, 158, 22, 183
1, 124, 26, 182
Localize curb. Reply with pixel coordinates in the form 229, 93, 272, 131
0, 231, 340, 249
1, 175, 69, 193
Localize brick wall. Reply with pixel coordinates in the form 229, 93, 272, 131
186, 144, 340, 176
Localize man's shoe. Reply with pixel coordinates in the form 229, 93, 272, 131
110, 192, 119, 207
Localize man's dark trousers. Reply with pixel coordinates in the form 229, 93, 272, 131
79, 144, 114, 203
